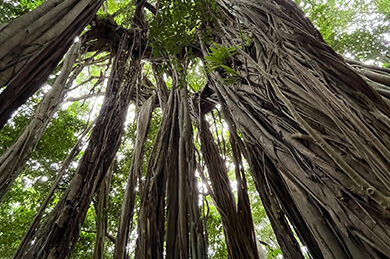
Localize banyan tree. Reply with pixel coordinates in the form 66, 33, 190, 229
1, 0, 390, 258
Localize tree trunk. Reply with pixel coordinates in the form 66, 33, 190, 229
4, 0, 390, 258
0, 0, 104, 128
136, 73, 207, 258
165, 74, 207, 259
199, 117, 259, 259
14, 119, 95, 259
188, 162, 208, 259
346, 58, 390, 100
136, 89, 173, 259
20, 34, 140, 258
114, 94, 156, 259
244, 144, 313, 259
0, 43, 80, 202
207, 0, 390, 257
93, 164, 113, 259
218, 102, 308, 258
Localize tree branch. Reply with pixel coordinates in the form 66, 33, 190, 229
65, 92, 105, 102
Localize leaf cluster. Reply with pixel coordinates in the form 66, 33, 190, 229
205, 43, 241, 84
296, 0, 390, 63
149, 0, 215, 56
0, 0, 43, 23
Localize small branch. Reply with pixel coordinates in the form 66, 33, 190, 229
145, 2, 157, 15
68, 75, 106, 91
106, 233, 116, 244
65, 92, 105, 102
80, 229, 116, 243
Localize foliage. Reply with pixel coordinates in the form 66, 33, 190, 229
204, 204, 228, 259
0, 98, 89, 257
205, 43, 237, 71
186, 59, 207, 92
296, 0, 390, 64
33, 103, 88, 163
0, 178, 41, 259
0, 112, 30, 154
375, 0, 390, 18
0, 0, 43, 23
149, 0, 215, 55
97, 0, 135, 27
246, 176, 283, 259
205, 43, 241, 84
71, 207, 97, 259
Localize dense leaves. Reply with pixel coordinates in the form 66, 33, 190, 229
297, 0, 390, 64
0, 101, 88, 257
0, 0, 43, 23
149, 0, 215, 55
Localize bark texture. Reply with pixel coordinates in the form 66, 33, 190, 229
346, 58, 390, 100
0, 43, 80, 202
207, 0, 390, 257
199, 118, 259, 259
93, 165, 113, 259
0, 0, 104, 128
114, 94, 156, 259
136, 71, 206, 258
136, 89, 175, 259
14, 119, 95, 259
20, 34, 140, 258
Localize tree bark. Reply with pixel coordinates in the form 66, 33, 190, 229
4, 0, 390, 258
199, 117, 259, 259
218, 102, 307, 258
207, 0, 390, 257
346, 58, 390, 100
188, 162, 208, 259
0, 0, 104, 128
14, 119, 95, 259
244, 144, 313, 259
0, 43, 80, 202
20, 34, 140, 258
93, 164, 113, 259
136, 89, 173, 259
136, 75, 207, 258
114, 94, 156, 259
165, 72, 207, 259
